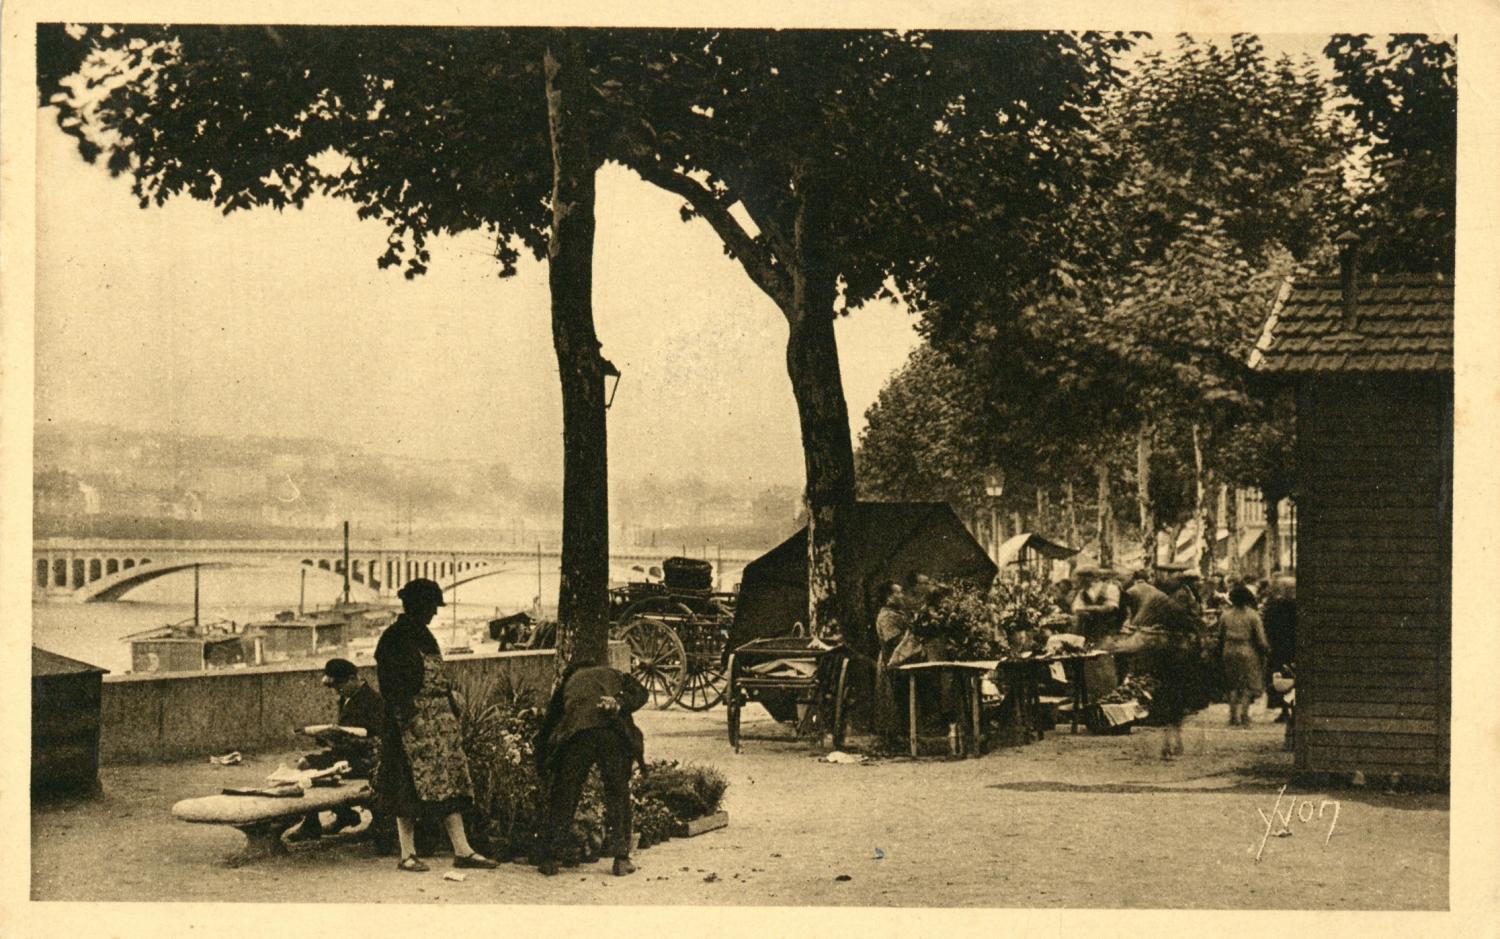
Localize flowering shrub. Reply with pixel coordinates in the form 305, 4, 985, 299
452, 672, 547, 860
634, 760, 728, 847
451, 672, 728, 862
988, 578, 1060, 635
908, 580, 1008, 660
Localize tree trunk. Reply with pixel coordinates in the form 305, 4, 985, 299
1203, 471, 1220, 579
1136, 423, 1155, 570
786, 166, 858, 645
1064, 480, 1080, 557
1264, 490, 1282, 575
1191, 423, 1210, 578
1226, 485, 1241, 577
544, 33, 609, 667
1094, 460, 1113, 568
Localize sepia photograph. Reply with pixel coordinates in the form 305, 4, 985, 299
4, 2, 1497, 933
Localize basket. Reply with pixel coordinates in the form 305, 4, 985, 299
663, 556, 714, 591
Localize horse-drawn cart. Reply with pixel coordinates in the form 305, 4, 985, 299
609, 557, 736, 711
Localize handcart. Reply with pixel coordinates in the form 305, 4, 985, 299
723, 635, 850, 752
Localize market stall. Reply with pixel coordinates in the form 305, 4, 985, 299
994, 532, 1080, 582
729, 501, 998, 650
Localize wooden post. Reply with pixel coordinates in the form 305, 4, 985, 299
908, 672, 919, 758
1137, 423, 1155, 570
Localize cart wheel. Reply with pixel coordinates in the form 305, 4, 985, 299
620, 617, 686, 709
725, 655, 741, 751
675, 653, 727, 711
831, 657, 850, 750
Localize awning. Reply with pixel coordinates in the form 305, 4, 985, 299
996, 532, 1080, 567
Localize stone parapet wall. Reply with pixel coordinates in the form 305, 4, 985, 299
99, 641, 629, 764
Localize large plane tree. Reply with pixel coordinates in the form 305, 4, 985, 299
39, 25, 1132, 664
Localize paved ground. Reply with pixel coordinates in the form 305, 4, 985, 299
31, 702, 1447, 909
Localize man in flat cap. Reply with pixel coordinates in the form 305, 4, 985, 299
534, 663, 650, 877
289, 657, 385, 842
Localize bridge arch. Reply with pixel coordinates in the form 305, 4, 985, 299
438, 561, 504, 594
71, 557, 351, 602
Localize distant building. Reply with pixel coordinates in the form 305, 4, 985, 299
1250, 239, 1451, 783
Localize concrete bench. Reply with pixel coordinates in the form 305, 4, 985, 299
172, 780, 373, 864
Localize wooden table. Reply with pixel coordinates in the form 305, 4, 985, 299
893, 661, 993, 758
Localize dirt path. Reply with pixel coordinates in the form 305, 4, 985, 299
31, 703, 1446, 908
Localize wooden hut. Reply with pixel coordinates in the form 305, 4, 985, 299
1249, 236, 1452, 783
32, 647, 110, 798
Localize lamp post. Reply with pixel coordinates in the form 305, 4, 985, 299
602, 358, 622, 410
984, 468, 1006, 563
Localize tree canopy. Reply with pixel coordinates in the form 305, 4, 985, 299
1325, 33, 1456, 273
40, 25, 1141, 649
859, 34, 1369, 569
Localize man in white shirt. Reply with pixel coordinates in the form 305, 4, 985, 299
1070, 566, 1122, 642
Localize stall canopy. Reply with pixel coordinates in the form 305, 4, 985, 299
730, 501, 998, 648
996, 532, 1079, 568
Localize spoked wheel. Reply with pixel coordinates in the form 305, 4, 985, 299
831, 657, 850, 750
725, 655, 742, 751
675, 652, 728, 711
621, 617, 686, 709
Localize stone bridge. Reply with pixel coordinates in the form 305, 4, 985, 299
32, 537, 759, 602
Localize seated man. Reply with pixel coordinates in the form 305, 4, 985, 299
288, 658, 384, 842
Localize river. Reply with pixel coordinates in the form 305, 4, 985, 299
32, 558, 747, 674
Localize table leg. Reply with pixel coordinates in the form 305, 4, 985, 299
970, 676, 983, 757
1029, 670, 1043, 741
1071, 661, 1083, 735
909, 673, 919, 758
228, 819, 292, 866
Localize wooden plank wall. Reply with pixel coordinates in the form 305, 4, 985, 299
1296, 374, 1452, 779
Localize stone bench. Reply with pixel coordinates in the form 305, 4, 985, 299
172, 780, 373, 865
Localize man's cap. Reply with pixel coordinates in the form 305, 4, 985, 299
398, 578, 446, 607
323, 658, 358, 681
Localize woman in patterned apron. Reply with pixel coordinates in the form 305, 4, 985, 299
376, 578, 498, 872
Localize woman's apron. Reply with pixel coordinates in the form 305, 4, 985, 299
397, 653, 474, 805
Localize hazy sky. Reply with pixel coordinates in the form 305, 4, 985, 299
32, 32, 1340, 492
34, 114, 919, 490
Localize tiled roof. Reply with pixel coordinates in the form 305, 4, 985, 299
1249, 272, 1453, 373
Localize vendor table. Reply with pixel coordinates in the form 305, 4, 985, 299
893, 661, 993, 758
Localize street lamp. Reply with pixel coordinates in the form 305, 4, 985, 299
602, 358, 622, 410
984, 468, 1006, 499
984, 467, 1006, 564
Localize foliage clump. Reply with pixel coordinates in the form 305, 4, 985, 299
451, 672, 728, 862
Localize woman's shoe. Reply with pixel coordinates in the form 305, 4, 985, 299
398, 855, 429, 872
454, 853, 499, 870
612, 857, 636, 877
537, 860, 560, 877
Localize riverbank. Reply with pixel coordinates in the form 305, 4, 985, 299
31, 702, 1447, 909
